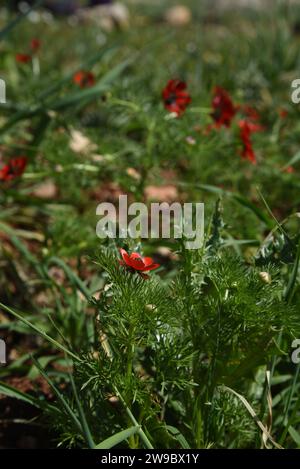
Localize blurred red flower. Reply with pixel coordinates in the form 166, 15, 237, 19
211, 86, 237, 128
16, 39, 40, 64
239, 120, 262, 164
31, 38, 41, 52
282, 166, 294, 174
15, 53, 31, 64
241, 105, 261, 122
119, 248, 160, 279
73, 71, 95, 89
0, 157, 27, 182
162, 79, 191, 117
279, 108, 288, 119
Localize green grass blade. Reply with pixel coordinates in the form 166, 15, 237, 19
0, 302, 81, 363
0, 0, 45, 42
0, 56, 132, 134
179, 182, 273, 228
0, 222, 46, 278
279, 394, 300, 445
46, 257, 90, 299
69, 373, 96, 449
32, 357, 83, 435
281, 150, 300, 171
288, 426, 300, 447
165, 425, 191, 449
257, 188, 289, 238
0, 381, 50, 410
37, 46, 118, 102
284, 240, 300, 303
50, 57, 134, 111
95, 426, 140, 449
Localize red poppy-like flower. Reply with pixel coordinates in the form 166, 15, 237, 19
238, 120, 263, 164
279, 108, 288, 119
15, 53, 31, 64
282, 165, 295, 174
31, 38, 41, 52
162, 79, 191, 117
241, 105, 261, 122
211, 86, 237, 128
73, 71, 96, 89
119, 248, 160, 279
0, 156, 27, 182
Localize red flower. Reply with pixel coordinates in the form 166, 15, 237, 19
0, 157, 27, 182
241, 105, 261, 122
119, 248, 160, 279
31, 38, 41, 52
16, 39, 40, 64
73, 71, 95, 89
16, 53, 31, 64
279, 108, 288, 119
282, 166, 294, 174
238, 120, 262, 164
162, 79, 191, 117
211, 86, 237, 128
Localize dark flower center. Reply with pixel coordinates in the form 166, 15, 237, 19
165, 93, 177, 105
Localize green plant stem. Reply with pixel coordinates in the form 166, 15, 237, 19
126, 322, 136, 448
261, 239, 300, 445
284, 240, 300, 303
101, 329, 153, 449
0, 302, 153, 449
